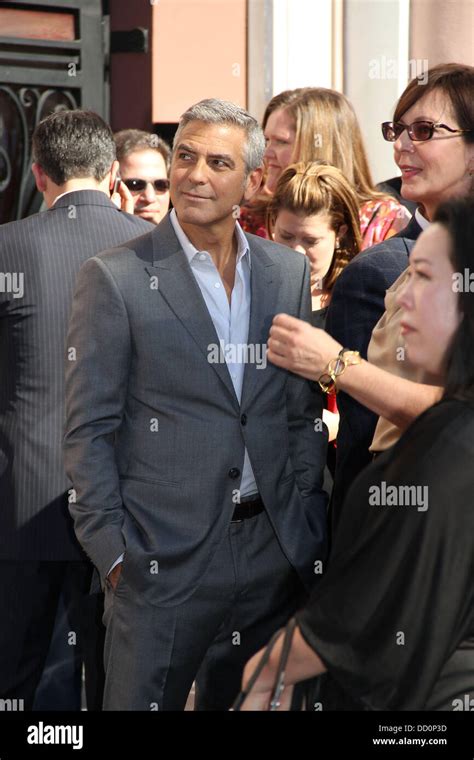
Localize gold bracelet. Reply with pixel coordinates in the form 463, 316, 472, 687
318, 348, 361, 394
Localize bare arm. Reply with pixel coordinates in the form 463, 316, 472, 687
337, 360, 442, 430
267, 315, 442, 432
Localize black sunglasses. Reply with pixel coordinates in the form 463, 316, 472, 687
381, 120, 473, 142
123, 178, 170, 194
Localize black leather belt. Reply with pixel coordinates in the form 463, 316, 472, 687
231, 495, 264, 522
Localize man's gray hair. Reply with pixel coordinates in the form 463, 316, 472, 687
173, 98, 265, 175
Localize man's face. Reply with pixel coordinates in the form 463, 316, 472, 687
170, 120, 261, 229
119, 149, 170, 224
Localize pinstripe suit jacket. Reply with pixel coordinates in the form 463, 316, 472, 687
0, 190, 153, 560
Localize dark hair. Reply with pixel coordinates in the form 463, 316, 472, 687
32, 110, 116, 184
435, 197, 474, 401
394, 63, 474, 144
114, 129, 171, 171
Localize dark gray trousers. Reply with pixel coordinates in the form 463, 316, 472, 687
102, 509, 306, 710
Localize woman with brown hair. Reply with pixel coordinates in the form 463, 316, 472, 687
267, 160, 362, 447
267, 161, 362, 328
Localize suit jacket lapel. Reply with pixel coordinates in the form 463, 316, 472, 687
241, 238, 280, 407
397, 214, 422, 241
144, 217, 239, 407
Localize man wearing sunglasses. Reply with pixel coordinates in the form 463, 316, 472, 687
115, 129, 171, 225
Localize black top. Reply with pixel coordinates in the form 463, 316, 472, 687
310, 307, 328, 330
296, 398, 474, 710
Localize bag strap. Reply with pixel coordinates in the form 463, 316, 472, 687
268, 617, 297, 710
231, 618, 297, 711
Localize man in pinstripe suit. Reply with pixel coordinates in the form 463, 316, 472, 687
0, 110, 153, 710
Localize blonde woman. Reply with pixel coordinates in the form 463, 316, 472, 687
239, 88, 309, 236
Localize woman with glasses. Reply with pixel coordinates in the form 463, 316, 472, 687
269, 64, 474, 540
240, 196, 474, 710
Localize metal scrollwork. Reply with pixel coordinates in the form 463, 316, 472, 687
0, 85, 79, 222
0, 145, 12, 194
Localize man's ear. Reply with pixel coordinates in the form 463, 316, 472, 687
31, 162, 47, 193
243, 167, 263, 203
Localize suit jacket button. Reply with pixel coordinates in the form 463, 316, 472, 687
228, 468, 240, 479
240, 414, 247, 426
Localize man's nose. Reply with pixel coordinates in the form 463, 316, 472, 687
143, 182, 156, 202
187, 159, 207, 184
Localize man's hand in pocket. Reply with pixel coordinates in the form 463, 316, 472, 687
108, 562, 122, 591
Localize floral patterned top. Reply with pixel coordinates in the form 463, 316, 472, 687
238, 204, 269, 238
359, 198, 411, 250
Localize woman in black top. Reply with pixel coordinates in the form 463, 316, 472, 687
241, 197, 474, 710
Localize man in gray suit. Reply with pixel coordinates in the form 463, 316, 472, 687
0, 110, 153, 710
64, 99, 328, 711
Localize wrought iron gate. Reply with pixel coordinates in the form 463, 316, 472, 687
0, 0, 108, 223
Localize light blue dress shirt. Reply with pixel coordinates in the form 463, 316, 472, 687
170, 208, 258, 498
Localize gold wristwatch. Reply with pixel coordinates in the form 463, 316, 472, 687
318, 348, 361, 394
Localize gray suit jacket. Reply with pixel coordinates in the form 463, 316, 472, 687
0, 190, 153, 560
64, 214, 328, 604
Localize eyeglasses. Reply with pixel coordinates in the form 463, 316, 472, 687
381, 120, 473, 142
122, 178, 170, 194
